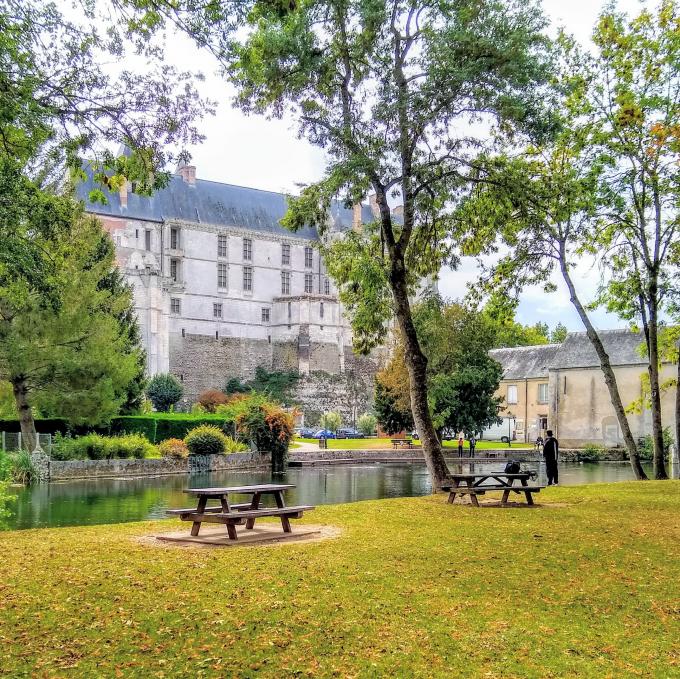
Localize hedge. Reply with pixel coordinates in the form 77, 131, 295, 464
0, 415, 237, 443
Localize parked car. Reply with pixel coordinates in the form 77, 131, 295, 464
296, 428, 317, 438
313, 429, 336, 439
336, 428, 364, 439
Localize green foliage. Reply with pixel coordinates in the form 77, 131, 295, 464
578, 444, 604, 463
224, 367, 300, 405
550, 323, 569, 344
639, 428, 674, 462
357, 413, 377, 436
157, 439, 189, 460
7, 450, 37, 485
51, 433, 157, 461
184, 425, 228, 456
0, 382, 16, 418
110, 414, 236, 443
374, 381, 413, 436
319, 412, 342, 433
146, 374, 183, 412
235, 398, 294, 470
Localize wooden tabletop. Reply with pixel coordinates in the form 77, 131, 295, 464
184, 484, 295, 495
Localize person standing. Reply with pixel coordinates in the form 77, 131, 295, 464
469, 435, 476, 458
543, 429, 559, 486
458, 435, 464, 458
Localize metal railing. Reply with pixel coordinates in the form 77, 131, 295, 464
0, 432, 52, 455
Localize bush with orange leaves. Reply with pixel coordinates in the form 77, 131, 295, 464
197, 389, 229, 413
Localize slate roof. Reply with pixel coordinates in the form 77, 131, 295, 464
549, 329, 647, 369
489, 344, 561, 380
77, 166, 376, 240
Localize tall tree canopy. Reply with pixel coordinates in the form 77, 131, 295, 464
125, 0, 556, 487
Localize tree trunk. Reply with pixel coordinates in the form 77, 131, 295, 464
643, 290, 668, 479
389, 256, 450, 490
676, 353, 680, 467
559, 256, 647, 479
11, 376, 38, 453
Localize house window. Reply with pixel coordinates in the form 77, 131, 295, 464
320, 302, 324, 318
145, 229, 151, 251
169, 258, 179, 282
243, 237, 252, 261
304, 273, 313, 293
243, 266, 253, 292
304, 246, 313, 268
170, 227, 180, 249
281, 271, 290, 294
282, 243, 291, 266
324, 278, 330, 295
217, 262, 228, 289
170, 298, 181, 314
213, 302, 222, 319
507, 385, 518, 404
538, 383, 549, 404
261, 308, 270, 323
218, 234, 228, 257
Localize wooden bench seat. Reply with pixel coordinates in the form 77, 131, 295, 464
172, 505, 315, 539
166, 503, 251, 515
443, 485, 543, 493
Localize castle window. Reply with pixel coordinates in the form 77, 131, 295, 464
538, 383, 549, 404
320, 302, 324, 318
304, 246, 313, 268
213, 302, 222, 319
281, 271, 290, 295
170, 227, 180, 249
171, 298, 181, 314
217, 262, 228, 289
243, 266, 253, 292
243, 237, 252, 261
324, 278, 330, 295
288, 301, 292, 319
281, 243, 291, 266
145, 229, 151, 251
169, 258, 180, 282
507, 384, 518, 404
304, 273, 313, 293
261, 308, 270, 323
218, 234, 228, 258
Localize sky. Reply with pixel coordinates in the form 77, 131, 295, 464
134, 0, 643, 332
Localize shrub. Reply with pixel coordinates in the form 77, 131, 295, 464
158, 438, 189, 459
146, 374, 183, 412
639, 427, 674, 461
357, 413, 377, 436
109, 414, 237, 442
8, 450, 38, 485
184, 425, 228, 455
224, 437, 250, 454
578, 444, 604, 463
236, 399, 294, 471
51, 433, 157, 460
319, 411, 342, 432
197, 389, 229, 413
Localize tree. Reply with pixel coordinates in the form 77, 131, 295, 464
374, 381, 414, 435
0, 211, 141, 451
127, 0, 556, 489
146, 374, 183, 412
320, 412, 342, 433
377, 296, 502, 438
550, 322, 568, 344
357, 413, 377, 436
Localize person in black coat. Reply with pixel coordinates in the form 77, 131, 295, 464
543, 430, 559, 485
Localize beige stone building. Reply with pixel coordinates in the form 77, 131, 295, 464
490, 330, 677, 447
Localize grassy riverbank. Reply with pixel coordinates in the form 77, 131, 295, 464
1, 482, 678, 676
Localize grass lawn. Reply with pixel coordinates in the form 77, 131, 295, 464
1, 482, 678, 676
296, 437, 531, 450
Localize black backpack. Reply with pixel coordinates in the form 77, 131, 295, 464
504, 460, 521, 474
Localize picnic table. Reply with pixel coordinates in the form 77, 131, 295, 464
441, 472, 544, 507
166, 484, 314, 540
391, 438, 414, 449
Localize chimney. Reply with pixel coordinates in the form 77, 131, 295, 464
176, 159, 196, 186
119, 182, 128, 209
369, 193, 380, 217
352, 202, 363, 232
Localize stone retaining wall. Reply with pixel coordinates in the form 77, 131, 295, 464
48, 452, 270, 481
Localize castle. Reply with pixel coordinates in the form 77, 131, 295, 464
80, 161, 387, 421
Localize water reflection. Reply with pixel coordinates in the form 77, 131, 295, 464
5, 461, 660, 530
